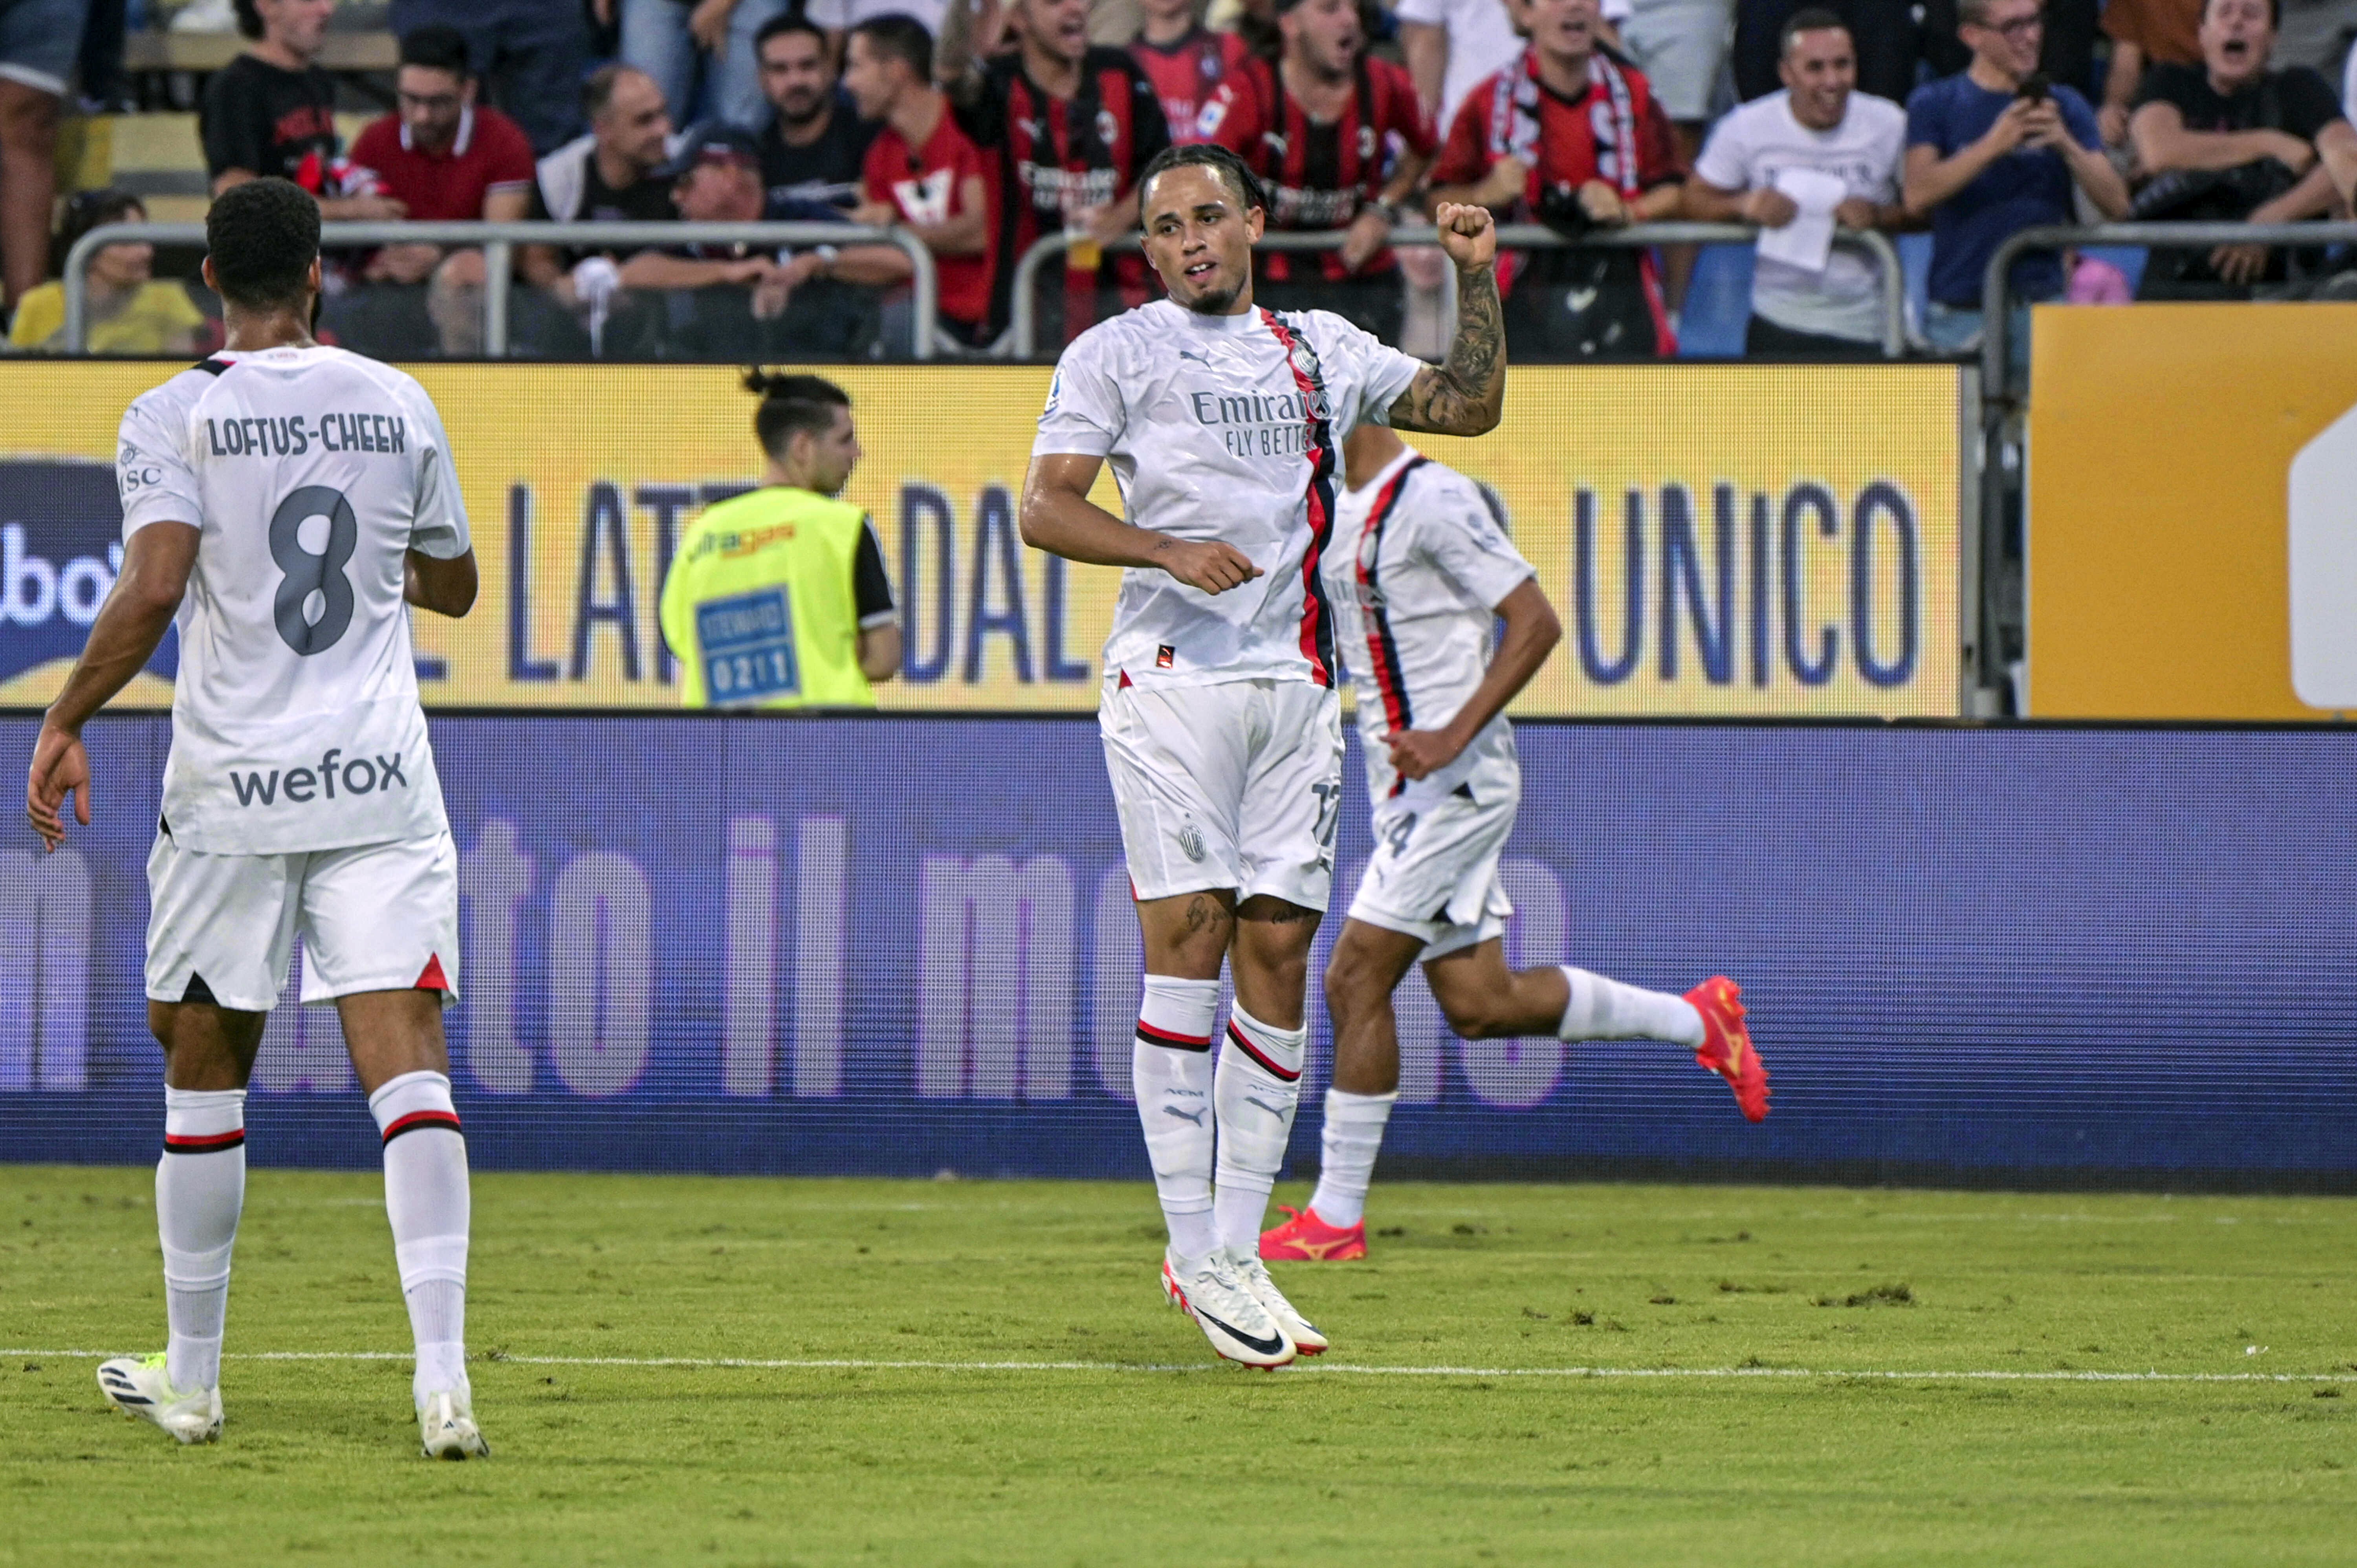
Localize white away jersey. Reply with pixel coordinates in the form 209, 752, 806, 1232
116, 345, 469, 855
1034, 299, 1424, 690
1323, 446, 1534, 802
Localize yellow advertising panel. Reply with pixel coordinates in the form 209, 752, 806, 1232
1, 361, 1963, 716
2027, 304, 2357, 719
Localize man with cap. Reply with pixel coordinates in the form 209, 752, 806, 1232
614, 121, 878, 355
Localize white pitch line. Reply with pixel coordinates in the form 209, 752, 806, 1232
8, 1349, 2353, 1384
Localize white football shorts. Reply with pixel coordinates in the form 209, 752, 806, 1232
145, 827, 461, 1013
1347, 742, 1522, 960
1100, 675, 1345, 910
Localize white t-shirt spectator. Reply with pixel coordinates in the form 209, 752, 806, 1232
1396, 0, 1633, 129
1692, 88, 1906, 344
806, 0, 948, 35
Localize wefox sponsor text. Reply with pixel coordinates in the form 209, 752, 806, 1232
229, 748, 408, 807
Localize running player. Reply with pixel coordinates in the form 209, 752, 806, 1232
1020, 141, 1505, 1367
1258, 424, 1769, 1265
24, 178, 488, 1458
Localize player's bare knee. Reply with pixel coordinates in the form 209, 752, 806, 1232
1323, 944, 1382, 1022
1155, 894, 1233, 973
1234, 896, 1319, 991
152, 1002, 265, 1088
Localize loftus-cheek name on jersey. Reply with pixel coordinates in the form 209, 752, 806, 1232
202, 410, 410, 460
227, 747, 409, 808
1189, 387, 1321, 460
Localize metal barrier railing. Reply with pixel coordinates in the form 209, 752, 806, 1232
1973, 219, 2357, 709
1008, 222, 1909, 360
1978, 219, 2357, 401
60, 220, 942, 359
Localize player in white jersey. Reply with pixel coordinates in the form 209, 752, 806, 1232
1257, 424, 1771, 1265
24, 180, 489, 1458
1021, 141, 1507, 1365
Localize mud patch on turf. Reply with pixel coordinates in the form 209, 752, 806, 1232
1815, 1283, 1915, 1308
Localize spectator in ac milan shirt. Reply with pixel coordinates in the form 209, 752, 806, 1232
200, 0, 408, 220
1430, 0, 1686, 359
1130, 0, 1255, 142
1200, 0, 1436, 344
938, 0, 1172, 343
754, 11, 880, 216
335, 26, 539, 356
841, 11, 999, 348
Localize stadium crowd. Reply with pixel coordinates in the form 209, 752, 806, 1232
5, 0, 2357, 358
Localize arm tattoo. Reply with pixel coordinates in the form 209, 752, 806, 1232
1390, 263, 1505, 437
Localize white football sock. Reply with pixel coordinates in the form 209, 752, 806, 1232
1212, 1005, 1305, 1256
1558, 966, 1705, 1048
1307, 1087, 1396, 1229
1133, 976, 1220, 1265
157, 1086, 246, 1394
369, 1070, 471, 1407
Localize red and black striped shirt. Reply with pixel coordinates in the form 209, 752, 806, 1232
956, 48, 1173, 339
1129, 24, 1257, 144
1201, 54, 1435, 282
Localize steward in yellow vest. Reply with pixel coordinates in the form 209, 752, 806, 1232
659, 372, 900, 708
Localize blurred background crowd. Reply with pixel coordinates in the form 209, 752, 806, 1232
3, 0, 2353, 360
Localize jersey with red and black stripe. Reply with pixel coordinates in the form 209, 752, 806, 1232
955, 48, 1173, 335
1130, 25, 1256, 144
1199, 54, 1435, 282
1031, 299, 1424, 692
1320, 444, 1534, 801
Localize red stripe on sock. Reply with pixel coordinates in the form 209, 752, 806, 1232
381, 1109, 462, 1143
1225, 1020, 1302, 1082
162, 1129, 245, 1154
1136, 1019, 1213, 1050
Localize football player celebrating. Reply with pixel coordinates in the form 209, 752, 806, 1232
26, 178, 488, 1457
1020, 141, 1504, 1366
1260, 423, 1769, 1266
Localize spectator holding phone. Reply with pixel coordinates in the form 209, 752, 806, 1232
1903, 0, 2128, 354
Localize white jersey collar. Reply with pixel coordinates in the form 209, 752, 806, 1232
1172, 299, 1281, 335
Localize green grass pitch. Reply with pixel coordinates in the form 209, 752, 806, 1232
5, 1165, 2353, 1566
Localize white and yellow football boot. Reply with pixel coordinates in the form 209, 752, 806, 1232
97, 1353, 223, 1444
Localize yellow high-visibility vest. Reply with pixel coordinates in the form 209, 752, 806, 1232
659, 485, 878, 709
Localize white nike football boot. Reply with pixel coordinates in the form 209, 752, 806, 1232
1228, 1250, 1329, 1355
419, 1389, 490, 1459
1161, 1249, 1296, 1368
97, 1353, 223, 1444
